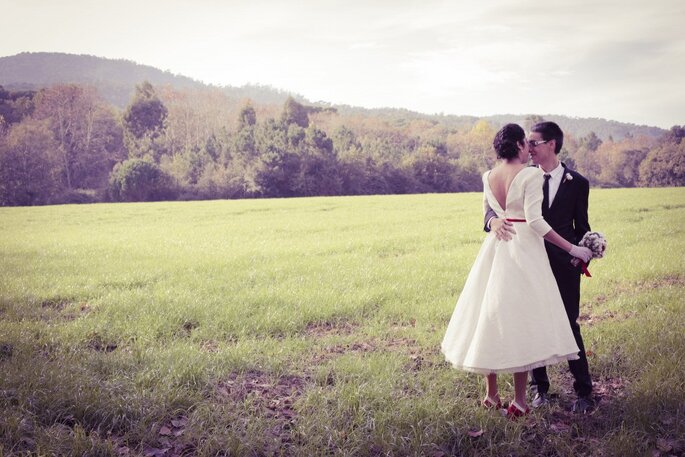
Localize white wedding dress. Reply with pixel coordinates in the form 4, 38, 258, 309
441, 167, 580, 374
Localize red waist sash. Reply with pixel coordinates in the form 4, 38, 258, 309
505, 218, 526, 222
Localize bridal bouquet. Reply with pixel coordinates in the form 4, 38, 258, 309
572, 231, 607, 277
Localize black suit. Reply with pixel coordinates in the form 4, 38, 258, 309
484, 164, 593, 397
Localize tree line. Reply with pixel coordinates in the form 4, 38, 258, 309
0, 83, 683, 206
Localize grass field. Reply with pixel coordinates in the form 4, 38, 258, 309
1, 187, 684, 456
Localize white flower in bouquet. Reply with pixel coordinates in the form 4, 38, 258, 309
579, 231, 607, 259
571, 231, 607, 277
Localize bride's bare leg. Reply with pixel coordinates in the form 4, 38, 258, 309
513, 371, 528, 409
485, 373, 499, 403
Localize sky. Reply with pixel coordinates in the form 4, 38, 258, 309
2, 0, 684, 128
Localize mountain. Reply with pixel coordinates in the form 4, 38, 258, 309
0, 52, 667, 140
0, 52, 205, 107
482, 114, 665, 143
0, 52, 299, 108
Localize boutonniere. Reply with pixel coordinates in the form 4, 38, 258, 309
564, 172, 573, 182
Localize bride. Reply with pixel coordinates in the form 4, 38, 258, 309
441, 123, 592, 418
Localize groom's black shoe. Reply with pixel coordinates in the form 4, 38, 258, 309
531, 392, 550, 408
572, 395, 595, 414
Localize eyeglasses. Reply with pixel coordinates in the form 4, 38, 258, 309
528, 139, 550, 147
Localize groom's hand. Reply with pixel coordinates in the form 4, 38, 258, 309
491, 218, 516, 241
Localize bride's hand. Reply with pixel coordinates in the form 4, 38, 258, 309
569, 245, 592, 263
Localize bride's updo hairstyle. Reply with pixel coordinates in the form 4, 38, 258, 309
493, 123, 526, 160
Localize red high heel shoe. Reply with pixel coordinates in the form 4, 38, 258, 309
505, 401, 530, 419
481, 396, 502, 409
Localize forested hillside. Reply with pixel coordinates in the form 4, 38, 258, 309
1, 52, 667, 140
0, 53, 682, 206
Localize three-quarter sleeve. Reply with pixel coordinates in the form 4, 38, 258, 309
481, 171, 491, 217
524, 170, 552, 237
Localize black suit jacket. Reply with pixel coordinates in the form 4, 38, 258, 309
484, 164, 591, 273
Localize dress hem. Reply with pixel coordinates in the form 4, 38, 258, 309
442, 352, 580, 374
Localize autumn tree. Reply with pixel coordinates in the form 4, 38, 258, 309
233, 102, 258, 160
639, 126, 685, 187
123, 82, 168, 160
237, 102, 257, 130
292, 126, 342, 196
573, 146, 602, 185
0, 86, 36, 126
456, 120, 497, 173
524, 115, 545, 132
578, 131, 603, 151
0, 119, 59, 205
332, 126, 362, 160
408, 143, 456, 192
109, 158, 176, 202
252, 120, 301, 197
281, 97, 309, 128
33, 84, 124, 193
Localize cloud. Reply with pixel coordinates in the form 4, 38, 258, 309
0, 0, 682, 126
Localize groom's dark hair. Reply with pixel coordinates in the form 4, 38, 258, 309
532, 121, 564, 154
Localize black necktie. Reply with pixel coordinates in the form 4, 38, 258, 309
542, 173, 551, 215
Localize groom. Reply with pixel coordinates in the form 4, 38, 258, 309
484, 121, 594, 413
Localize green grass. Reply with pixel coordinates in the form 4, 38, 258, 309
1, 188, 684, 456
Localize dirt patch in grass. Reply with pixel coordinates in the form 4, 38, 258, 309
661, 203, 685, 210
384, 337, 418, 351
173, 320, 199, 338
482, 372, 636, 456
215, 370, 306, 450
40, 298, 73, 311
578, 310, 637, 326
86, 333, 118, 353
120, 370, 309, 456
101, 279, 153, 290
606, 275, 685, 297
58, 302, 93, 321
304, 320, 359, 338
645, 274, 685, 288
199, 340, 219, 353
580, 274, 684, 326
390, 319, 417, 330
589, 294, 609, 306
76, 302, 92, 313
308, 336, 439, 371
37, 297, 76, 322
308, 340, 377, 365
593, 274, 684, 299
36, 299, 93, 322
0, 342, 13, 361
133, 416, 194, 457
592, 376, 630, 402
385, 337, 440, 371
38, 341, 59, 359
544, 370, 630, 416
